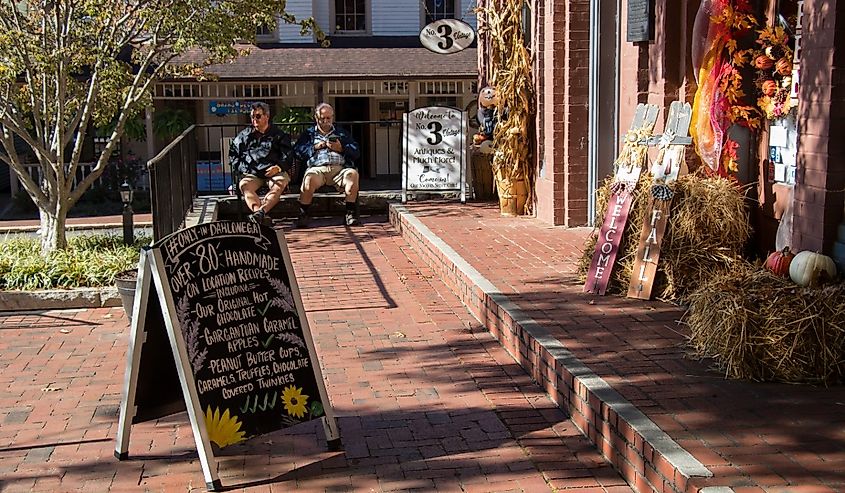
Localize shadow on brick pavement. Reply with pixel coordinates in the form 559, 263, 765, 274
390, 201, 845, 493
0, 217, 631, 492
3, 201, 843, 493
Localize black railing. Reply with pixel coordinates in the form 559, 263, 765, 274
148, 124, 198, 241
147, 120, 403, 239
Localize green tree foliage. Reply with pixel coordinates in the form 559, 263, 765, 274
0, 0, 324, 255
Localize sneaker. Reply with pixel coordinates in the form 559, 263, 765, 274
295, 212, 310, 228
248, 209, 265, 224
345, 212, 360, 226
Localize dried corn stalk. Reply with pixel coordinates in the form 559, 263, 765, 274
479, 0, 535, 214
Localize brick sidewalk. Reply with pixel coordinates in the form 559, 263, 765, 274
391, 201, 845, 493
4, 202, 843, 493
0, 218, 631, 492
0, 214, 153, 232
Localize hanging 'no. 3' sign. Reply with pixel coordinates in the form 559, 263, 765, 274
420, 19, 475, 54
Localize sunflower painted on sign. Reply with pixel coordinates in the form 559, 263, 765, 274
281, 385, 309, 418
204, 406, 246, 448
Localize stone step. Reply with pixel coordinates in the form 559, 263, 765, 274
215, 190, 402, 220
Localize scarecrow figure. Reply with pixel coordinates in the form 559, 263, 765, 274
474, 85, 500, 144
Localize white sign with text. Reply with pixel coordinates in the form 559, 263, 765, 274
402, 106, 466, 202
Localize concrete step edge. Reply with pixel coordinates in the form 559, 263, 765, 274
388, 203, 719, 493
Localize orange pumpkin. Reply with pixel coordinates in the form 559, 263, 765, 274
776, 58, 792, 76
754, 55, 774, 70
765, 247, 795, 277
762, 79, 778, 96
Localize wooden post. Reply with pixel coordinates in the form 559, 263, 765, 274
584, 103, 659, 295
627, 101, 692, 299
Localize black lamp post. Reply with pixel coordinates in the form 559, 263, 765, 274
120, 180, 134, 245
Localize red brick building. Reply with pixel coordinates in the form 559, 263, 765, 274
525, 0, 844, 261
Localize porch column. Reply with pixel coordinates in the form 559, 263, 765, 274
792, 0, 845, 253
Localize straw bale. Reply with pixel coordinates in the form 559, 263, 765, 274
579, 172, 750, 303
686, 263, 845, 385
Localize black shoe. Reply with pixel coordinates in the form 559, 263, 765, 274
295, 212, 310, 228
248, 209, 266, 224
345, 212, 360, 226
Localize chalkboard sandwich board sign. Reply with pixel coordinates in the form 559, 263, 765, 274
115, 221, 340, 491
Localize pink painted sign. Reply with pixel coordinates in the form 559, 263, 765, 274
584, 191, 635, 295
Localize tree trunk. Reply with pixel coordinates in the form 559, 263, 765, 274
39, 205, 69, 256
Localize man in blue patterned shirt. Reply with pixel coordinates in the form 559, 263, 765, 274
293, 103, 361, 227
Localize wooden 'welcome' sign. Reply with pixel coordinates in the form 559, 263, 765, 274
115, 221, 340, 491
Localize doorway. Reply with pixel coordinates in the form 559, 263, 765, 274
375, 100, 405, 176
588, 0, 621, 223
333, 97, 371, 178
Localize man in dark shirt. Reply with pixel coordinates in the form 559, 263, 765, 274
293, 103, 361, 227
229, 102, 293, 225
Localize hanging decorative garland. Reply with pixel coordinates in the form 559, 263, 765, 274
752, 25, 794, 120
690, 0, 761, 178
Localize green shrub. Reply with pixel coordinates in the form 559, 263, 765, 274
0, 233, 152, 290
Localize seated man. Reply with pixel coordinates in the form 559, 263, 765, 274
229, 102, 293, 225
293, 103, 361, 227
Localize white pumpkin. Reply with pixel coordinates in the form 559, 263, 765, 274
788, 251, 838, 287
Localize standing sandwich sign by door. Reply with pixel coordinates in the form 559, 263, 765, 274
114, 221, 340, 491
402, 105, 467, 203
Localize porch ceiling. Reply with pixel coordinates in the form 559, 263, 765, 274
173, 44, 478, 80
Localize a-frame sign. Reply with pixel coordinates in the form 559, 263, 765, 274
115, 221, 341, 491
627, 101, 692, 299
584, 103, 659, 295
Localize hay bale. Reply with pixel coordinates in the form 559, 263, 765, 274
686, 263, 845, 385
579, 172, 750, 303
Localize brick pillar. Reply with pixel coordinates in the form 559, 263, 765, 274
535, 0, 590, 226
792, 0, 845, 253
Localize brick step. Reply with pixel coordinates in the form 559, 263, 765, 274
215, 190, 402, 220
389, 203, 714, 493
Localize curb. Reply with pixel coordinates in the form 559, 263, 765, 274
0, 287, 122, 311
388, 204, 714, 493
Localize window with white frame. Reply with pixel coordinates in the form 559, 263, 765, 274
256, 20, 277, 40
425, 0, 456, 24
335, 0, 367, 33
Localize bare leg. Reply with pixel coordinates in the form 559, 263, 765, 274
299, 170, 325, 206
261, 174, 290, 213
342, 168, 360, 203
239, 177, 263, 212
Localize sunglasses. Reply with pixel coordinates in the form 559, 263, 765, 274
251, 113, 266, 120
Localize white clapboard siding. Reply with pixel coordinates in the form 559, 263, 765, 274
371, 0, 420, 36
279, 0, 317, 43
313, 1, 331, 36
459, 0, 478, 29
300, 1, 477, 38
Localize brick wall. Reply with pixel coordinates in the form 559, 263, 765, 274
535, 0, 590, 226
535, 0, 698, 227
793, 0, 845, 253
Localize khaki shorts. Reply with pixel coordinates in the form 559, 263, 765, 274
302, 165, 358, 191
239, 171, 291, 191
